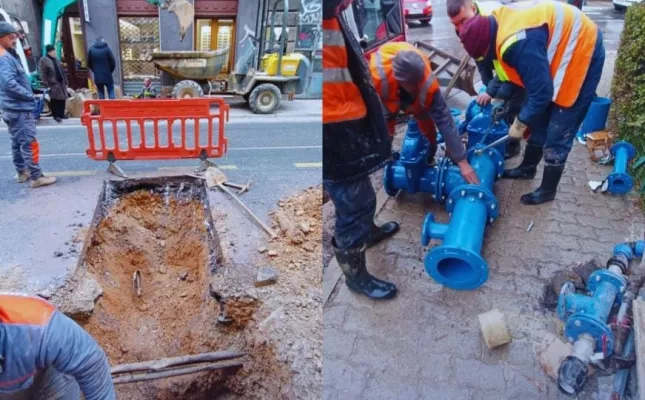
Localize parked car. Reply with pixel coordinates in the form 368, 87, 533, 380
404, 0, 432, 25
613, 0, 642, 11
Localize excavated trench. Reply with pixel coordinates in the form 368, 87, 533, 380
75, 176, 280, 399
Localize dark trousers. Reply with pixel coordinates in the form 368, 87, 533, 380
324, 176, 376, 251
96, 83, 115, 100
50, 99, 66, 119
527, 31, 605, 166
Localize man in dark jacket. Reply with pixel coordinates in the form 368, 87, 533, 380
39, 44, 69, 122
87, 37, 116, 99
324, 0, 398, 300
0, 22, 56, 188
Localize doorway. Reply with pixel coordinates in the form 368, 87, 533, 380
59, 16, 88, 90
195, 19, 235, 78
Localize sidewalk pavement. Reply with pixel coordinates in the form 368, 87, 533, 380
1, 98, 322, 128
323, 139, 644, 399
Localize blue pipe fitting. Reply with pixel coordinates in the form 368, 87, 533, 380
421, 146, 504, 290
607, 141, 636, 195
613, 240, 645, 261
577, 97, 611, 139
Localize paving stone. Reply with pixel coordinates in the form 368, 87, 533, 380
360, 379, 419, 400
506, 339, 538, 367
455, 358, 506, 391
417, 353, 455, 383
351, 338, 420, 384
417, 386, 473, 400
323, 359, 367, 399
322, 329, 356, 361
323, 303, 348, 329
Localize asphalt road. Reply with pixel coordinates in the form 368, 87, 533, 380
0, 117, 321, 207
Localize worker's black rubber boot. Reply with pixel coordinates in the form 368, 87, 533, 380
364, 222, 400, 249
503, 141, 543, 179
504, 137, 521, 159
333, 239, 397, 300
520, 164, 565, 205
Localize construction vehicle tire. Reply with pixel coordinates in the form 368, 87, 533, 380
171, 80, 204, 99
249, 83, 281, 114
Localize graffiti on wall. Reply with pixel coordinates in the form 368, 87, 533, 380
299, 0, 321, 25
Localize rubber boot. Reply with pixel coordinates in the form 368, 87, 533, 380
504, 137, 521, 159
333, 239, 397, 300
30, 175, 57, 188
520, 164, 565, 205
15, 171, 29, 183
503, 141, 543, 180
364, 222, 400, 249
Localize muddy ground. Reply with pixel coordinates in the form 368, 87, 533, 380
58, 183, 322, 399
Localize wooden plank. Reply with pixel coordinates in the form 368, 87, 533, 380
632, 298, 645, 400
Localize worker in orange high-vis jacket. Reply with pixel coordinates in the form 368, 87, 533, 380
369, 42, 480, 184
323, 0, 399, 300
459, 1, 604, 205
0, 293, 116, 399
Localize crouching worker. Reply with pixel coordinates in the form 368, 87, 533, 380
0, 293, 116, 400
369, 42, 480, 184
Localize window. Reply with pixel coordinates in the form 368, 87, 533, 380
195, 19, 234, 75
351, 0, 404, 50
119, 17, 160, 79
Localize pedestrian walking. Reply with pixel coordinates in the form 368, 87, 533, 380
87, 37, 116, 99
324, 0, 399, 301
0, 22, 56, 188
0, 293, 116, 400
458, 1, 604, 205
38, 44, 69, 122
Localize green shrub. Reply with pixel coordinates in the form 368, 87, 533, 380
608, 3, 645, 198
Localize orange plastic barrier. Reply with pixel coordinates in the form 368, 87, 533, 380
81, 98, 229, 166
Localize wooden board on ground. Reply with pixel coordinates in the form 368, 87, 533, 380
632, 298, 645, 400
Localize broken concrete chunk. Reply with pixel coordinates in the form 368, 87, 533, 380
159, 265, 168, 274
268, 250, 278, 257
535, 333, 573, 380
299, 222, 311, 234
52, 272, 103, 320
256, 267, 278, 287
478, 308, 512, 349
179, 271, 188, 281
275, 211, 304, 244
54, 251, 64, 258
258, 247, 268, 254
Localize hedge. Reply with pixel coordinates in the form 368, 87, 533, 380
607, 3, 645, 198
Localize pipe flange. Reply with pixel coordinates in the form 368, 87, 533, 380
446, 184, 499, 224
610, 141, 636, 160
564, 313, 615, 356
607, 172, 634, 195
424, 246, 489, 290
434, 156, 450, 202
383, 162, 399, 197
587, 269, 627, 303
466, 145, 505, 178
557, 281, 576, 321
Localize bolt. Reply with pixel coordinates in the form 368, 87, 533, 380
448, 199, 452, 204
469, 197, 475, 202
490, 204, 496, 210
489, 217, 494, 224
441, 196, 446, 201
498, 161, 503, 166
568, 337, 574, 343
478, 192, 483, 199
621, 286, 626, 293
488, 151, 493, 157
596, 275, 601, 282
574, 320, 581, 327
497, 173, 502, 178
461, 190, 466, 197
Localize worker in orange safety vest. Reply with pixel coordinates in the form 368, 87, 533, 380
458, 1, 604, 205
369, 41, 479, 184
323, 0, 399, 301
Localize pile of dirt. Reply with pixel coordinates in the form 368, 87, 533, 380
227, 186, 323, 399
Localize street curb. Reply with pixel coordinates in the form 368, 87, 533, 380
322, 186, 390, 307
0, 112, 322, 128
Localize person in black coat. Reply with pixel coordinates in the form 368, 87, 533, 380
87, 37, 116, 99
38, 44, 69, 122
324, 0, 399, 300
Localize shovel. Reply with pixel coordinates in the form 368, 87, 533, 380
206, 167, 278, 239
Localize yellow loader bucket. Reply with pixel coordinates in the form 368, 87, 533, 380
415, 41, 477, 97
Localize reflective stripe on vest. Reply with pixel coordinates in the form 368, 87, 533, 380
369, 42, 439, 113
322, 17, 367, 124
493, 1, 598, 107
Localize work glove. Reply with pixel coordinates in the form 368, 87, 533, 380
509, 117, 528, 140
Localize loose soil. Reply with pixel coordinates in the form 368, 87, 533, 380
76, 184, 321, 399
